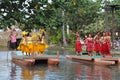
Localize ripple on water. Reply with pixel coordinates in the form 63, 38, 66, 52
0, 51, 120, 80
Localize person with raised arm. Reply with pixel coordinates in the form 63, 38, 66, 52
93, 32, 101, 56
100, 32, 111, 57
75, 31, 82, 56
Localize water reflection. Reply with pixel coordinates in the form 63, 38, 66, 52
21, 67, 34, 80
75, 63, 120, 80
0, 50, 120, 80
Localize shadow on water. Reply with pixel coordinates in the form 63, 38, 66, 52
34, 60, 48, 65
1, 48, 120, 80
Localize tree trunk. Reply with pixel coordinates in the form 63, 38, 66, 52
67, 25, 69, 35
62, 11, 67, 47
62, 24, 67, 47
111, 8, 115, 49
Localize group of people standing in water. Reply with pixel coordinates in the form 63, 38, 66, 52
75, 31, 111, 57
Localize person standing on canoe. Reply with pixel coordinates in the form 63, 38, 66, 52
26, 32, 34, 58
100, 32, 111, 57
37, 29, 46, 55
75, 31, 82, 56
86, 33, 94, 56
93, 32, 101, 56
18, 33, 27, 55
106, 32, 112, 56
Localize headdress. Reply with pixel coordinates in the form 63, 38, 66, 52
40, 29, 45, 32
21, 31, 28, 35
106, 32, 110, 36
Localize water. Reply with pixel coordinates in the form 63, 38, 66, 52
0, 49, 120, 80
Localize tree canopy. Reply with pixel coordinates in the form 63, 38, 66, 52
0, 0, 119, 45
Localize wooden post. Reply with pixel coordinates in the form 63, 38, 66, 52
104, 0, 109, 31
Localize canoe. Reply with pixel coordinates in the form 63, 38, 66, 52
66, 55, 120, 66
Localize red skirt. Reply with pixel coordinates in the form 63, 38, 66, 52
94, 41, 101, 52
86, 43, 93, 51
100, 43, 110, 55
75, 41, 82, 52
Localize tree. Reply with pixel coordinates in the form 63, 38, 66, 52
0, 0, 110, 47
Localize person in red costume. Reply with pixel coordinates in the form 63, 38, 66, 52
93, 32, 101, 56
86, 33, 94, 56
100, 32, 111, 57
75, 31, 82, 56
106, 32, 111, 53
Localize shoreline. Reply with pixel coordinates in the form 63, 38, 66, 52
0, 45, 120, 56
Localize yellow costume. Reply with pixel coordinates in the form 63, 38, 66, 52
17, 31, 28, 55
26, 36, 34, 54
18, 29, 49, 56
37, 29, 49, 54
32, 34, 41, 53
20, 36, 27, 53
38, 43, 46, 53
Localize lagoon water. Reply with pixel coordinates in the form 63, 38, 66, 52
0, 49, 120, 80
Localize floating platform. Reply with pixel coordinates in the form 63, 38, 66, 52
12, 58, 35, 66
11, 52, 60, 66
66, 55, 120, 66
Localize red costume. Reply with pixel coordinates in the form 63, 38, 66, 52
100, 32, 111, 56
100, 42, 110, 55
75, 40, 82, 52
106, 32, 111, 53
93, 33, 101, 53
75, 32, 82, 53
86, 33, 94, 56
86, 38, 94, 51
94, 41, 101, 52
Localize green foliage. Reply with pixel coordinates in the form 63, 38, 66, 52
111, 0, 120, 28
63, 0, 102, 31
0, 0, 119, 47
84, 20, 104, 34
0, 0, 102, 31
48, 35, 57, 44
48, 29, 62, 45
66, 32, 75, 46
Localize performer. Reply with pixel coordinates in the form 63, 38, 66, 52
75, 31, 82, 56
32, 33, 38, 54
19, 34, 27, 55
106, 32, 112, 55
106, 32, 111, 56
93, 32, 101, 56
35, 29, 46, 56
86, 33, 94, 56
26, 32, 34, 58
100, 32, 111, 57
